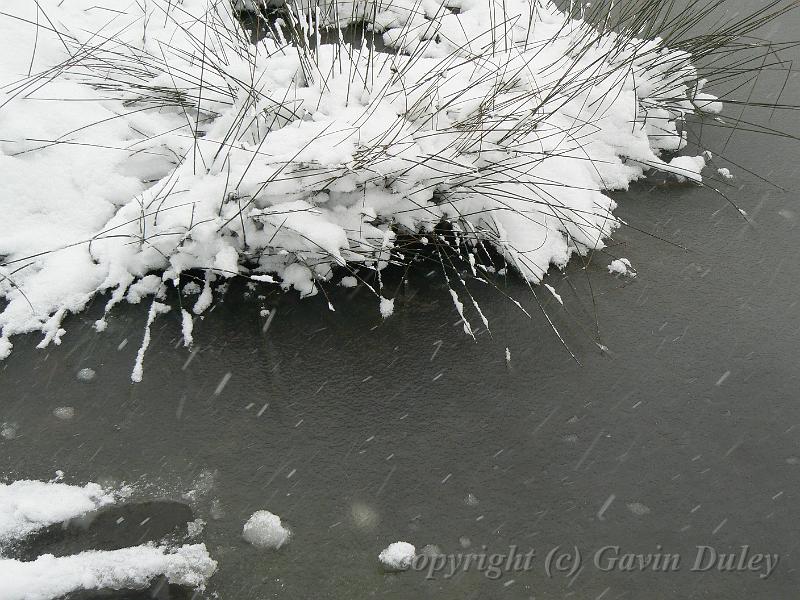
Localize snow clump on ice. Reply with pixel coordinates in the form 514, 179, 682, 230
608, 258, 637, 277
242, 510, 291, 549
378, 541, 416, 571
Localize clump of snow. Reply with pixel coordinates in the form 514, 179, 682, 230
340, 276, 358, 288
180, 310, 194, 348
0, 480, 116, 546
242, 511, 291, 549
378, 541, 416, 571
690, 79, 723, 114
608, 258, 637, 277
280, 264, 317, 298
663, 155, 707, 183
379, 297, 395, 318
0, 0, 729, 361
0, 543, 217, 600
718, 167, 734, 180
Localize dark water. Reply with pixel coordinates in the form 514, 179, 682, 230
2, 6, 800, 600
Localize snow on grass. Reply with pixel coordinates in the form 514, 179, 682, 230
0, 0, 791, 365
544, 284, 563, 305
242, 510, 291, 549
378, 541, 416, 570
0, 480, 117, 547
0, 543, 217, 600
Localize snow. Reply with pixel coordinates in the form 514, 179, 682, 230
0, 479, 216, 598
0, 544, 217, 600
242, 511, 291, 549
663, 155, 707, 183
608, 258, 636, 277
379, 297, 395, 318
130, 301, 171, 383
718, 167, 734, 180
0, 480, 116, 546
378, 541, 416, 570
544, 284, 563, 305
181, 309, 194, 348
0, 0, 724, 360
692, 93, 723, 114
280, 264, 317, 298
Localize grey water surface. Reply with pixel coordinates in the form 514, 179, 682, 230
2, 6, 800, 600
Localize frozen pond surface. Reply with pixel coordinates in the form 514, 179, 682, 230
2, 6, 800, 600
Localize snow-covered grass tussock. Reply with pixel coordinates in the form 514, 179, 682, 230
0, 0, 793, 366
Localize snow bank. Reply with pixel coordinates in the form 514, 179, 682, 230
242, 510, 291, 549
378, 541, 416, 570
0, 544, 217, 600
0, 480, 117, 547
0, 0, 722, 362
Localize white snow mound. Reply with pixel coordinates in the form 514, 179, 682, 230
242, 510, 291, 549
608, 258, 636, 277
379, 541, 416, 570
